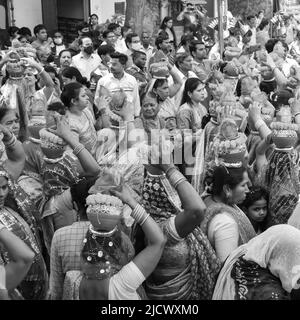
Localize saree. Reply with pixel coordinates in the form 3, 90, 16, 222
213, 224, 300, 300
264, 149, 300, 227
60, 227, 147, 300
201, 202, 257, 246
142, 171, 221, 300
0, 207, 48, 300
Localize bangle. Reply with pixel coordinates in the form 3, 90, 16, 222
168, 169, 187, 189
165, 166, 176, 177
140, 214, 150, 226
294, 112, 300, 118
254, 119, 265, 131
131, 204, 149, 225
73, 143, 85, 156
38, 67, 45, 75
4, 135, 17, 149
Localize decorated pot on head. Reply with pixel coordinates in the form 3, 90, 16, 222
270, 106, 298, 149
218, 91, 247, 130
6, 51, 26, 80
149, 61, 170, 79
223, 59, 242, 94
28, 117, 46, 144
86, 194, 123, 232
86, 169, 125, 232
251, 91, 275, 127
210, 118, 247, 168
39, 128, 67, 159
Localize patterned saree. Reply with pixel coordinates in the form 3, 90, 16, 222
142, 171, 221, 300
264, 149, 300, 227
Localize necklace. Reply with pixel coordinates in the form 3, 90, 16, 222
82, 225, 121, 280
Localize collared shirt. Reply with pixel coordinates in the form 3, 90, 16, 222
50, 221, 90, 300
71, 52, 101, 80
95, 72, 141, 117
126, 64, 150, 96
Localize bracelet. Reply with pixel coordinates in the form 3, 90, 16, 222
294, 112, 300, 118
73, 143, 85, 156
131, 204, 149, 225
165, 166, 176, 177
38, 67, 45, 75
254, 119, 265, 131
168, 170, 187, 189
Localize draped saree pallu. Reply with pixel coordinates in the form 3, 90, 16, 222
142, 171, 221, 300
201, 203, 257, 247
0, 169, 48, 300
264, 149, 300, 227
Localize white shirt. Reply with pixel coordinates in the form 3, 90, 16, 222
109, 261, 145, 300
115, 38, 128, 54
95, 72, 141, 117
282, 57, 298, 78
71, 52, 101, 80
244, 25, 257, 46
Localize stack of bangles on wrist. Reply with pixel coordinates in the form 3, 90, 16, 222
131, 204, 150, 226
166, 167, 187, 188
3, 134, 17, 149
254, 119, 265, 131
73, 143, 85, 156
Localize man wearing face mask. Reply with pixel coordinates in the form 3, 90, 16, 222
124, 33, 144, 68
71, 36, 101, 80
69, 22, 92, 54
52, 31, 66, 57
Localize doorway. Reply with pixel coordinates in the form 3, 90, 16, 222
42, 0, 90, 43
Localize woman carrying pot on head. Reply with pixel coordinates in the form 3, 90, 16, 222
0, 124, 48, 300
201, 118, 256, 263
136, 137, 221, 300
51, 169, 166, 300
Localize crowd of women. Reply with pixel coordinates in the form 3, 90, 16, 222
1, 5, 300, 300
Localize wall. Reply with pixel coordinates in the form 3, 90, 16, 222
57, 0, 84, 19
13, 0, 43, 33
91, 0, 123, 23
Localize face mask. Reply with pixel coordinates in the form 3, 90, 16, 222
84, 46, 94, 55
54, 38, 63, 45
